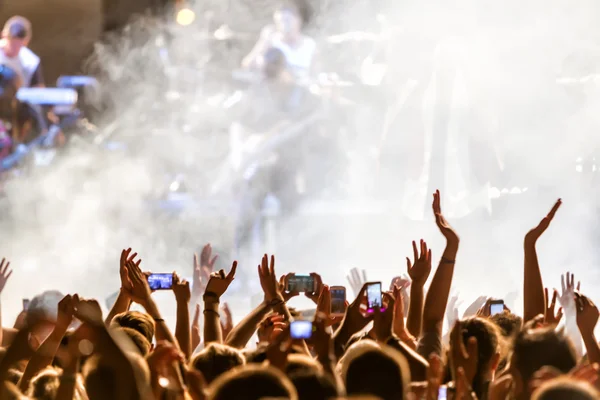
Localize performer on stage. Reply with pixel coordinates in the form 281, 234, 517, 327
0, 16, 44, 89
242, 2, 316, 80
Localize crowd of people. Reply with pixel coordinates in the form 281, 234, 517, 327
0, 190, 598, 399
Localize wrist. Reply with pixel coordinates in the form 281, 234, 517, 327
204, 301, 219, 311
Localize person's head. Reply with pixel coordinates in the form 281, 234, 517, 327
289, 369, 340, 400
490, 311, 523, 338
111, 310, 155, 344
450, 317, 502, 395
117, 327, 152, 356
1, 16, 31, 57
27, 366, 87, 400
208, 364, 298, 400
285, 353, 323, 376
190, 343, 245, 384
510, 327, 577, 400
532, 377, 599, 400
341, 341, 411, 400
263, 47, 288, 79
273, 3, 302, 38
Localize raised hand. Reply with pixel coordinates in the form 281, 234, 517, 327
73, 297, 103, 326
575, 293, 599, 337
56, 294, 76, 331
342, 282, 373, 334
558, 272, 580, 310
373, 292, 395, 342
220, 303, 234, 339
432, 190, 459, 244
146, 341, 185, 378
0, 258, 12, 294
193, 244, 219, 296
392, 286, 416, 348
525, 199, 561, 244
544, 288, 563, 326
305, 273, 324, 304
278, 274, 299, 302
347, 267, 367, 298
204, 262, 237, 299
119, 248, 139, 293
258, 255, 282, 303
124, 260, 152, 306
406, 239, 432, 286
258, 315, 286, 344
191, 304, 201, 351
173, 273, 191, 304
450, 321, 479, 386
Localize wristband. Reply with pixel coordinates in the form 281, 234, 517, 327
268, 298, 285, 307
203, 309, 220, 316
203, 292, 220, 302
153, 318, 164, 322
441, 257, 455, 264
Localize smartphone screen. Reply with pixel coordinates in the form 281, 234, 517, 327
147, 273, 174, 290
287, 274, 314, 293
331, 287, 347, 315
290, 320, 313, 340
22, 298, 30, 311
366, 282, 383, 312
438, 386, 448, 400
490, 301, 504, 316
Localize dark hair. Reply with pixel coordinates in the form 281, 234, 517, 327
512, 327, 577, 388
191, 343, 245, 384
343, 344, 410, 400
490, 312, 523, 338
532, 377, 599, 400
289, 369, 339, 400
450, 317, 501, 397
111, 311, 155, 343
209, 364, 297, 400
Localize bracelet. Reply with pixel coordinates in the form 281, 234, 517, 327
153, 318, 164, 322
203, 309, 220, 316
441, 257, 455, 264
268, 298, 285, 307
203, 293, 220, 302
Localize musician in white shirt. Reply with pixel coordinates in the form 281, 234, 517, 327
242, 3, 316, 80
0, 16, 45, 89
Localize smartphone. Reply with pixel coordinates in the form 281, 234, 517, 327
330, 286, 347, 316
490, 300, 504, 316
287, 274, 315, 293
366, 282, 384, 313
438, 386, 448, 400
290, 320, 313, 340
147, 273, 174, 290
22, 298, 30, 311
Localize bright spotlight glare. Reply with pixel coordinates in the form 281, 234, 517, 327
176, 8, 196, 26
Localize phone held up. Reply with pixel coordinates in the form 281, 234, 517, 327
490, 299, 504, 316
290, 320, 313, 340
147, 273, 174, 291
286, 274, 315, 293
366, 282, 384, 313
330, 286, 347, 316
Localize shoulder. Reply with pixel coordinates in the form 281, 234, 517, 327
19, 47, 40, 64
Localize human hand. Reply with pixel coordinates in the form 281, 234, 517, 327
220, 303, 233, 339
544, 288, 563, 326
450, 320, 479, 386
576, 292, 599, 338
266, 324, 292, 371
392, 286, 416, 348
347, 267, 367, 298
279, 274, 299, 302
432, 190, 459, 244
193, 244, 219, 296
558, 272, 580, 311
119, 248, 139, 294
341, 282, 373, 335
258, 314, 286, 344
204, 262, 237, 300
172, 273, 191, 304
0, 258, 13, 294
406, 239, 432, 286
56, 294, 76, 331
73, 297, 103, 326
305, 273, 324, 304
312, 312, 334, 362
570, 362, 600, 392
524, 199, 561, 245
258, 254, 282, 303
373, 292, 395, 343
124, 259, 152, 306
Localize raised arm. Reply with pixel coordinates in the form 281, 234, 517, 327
173, 274, 192, 360
105, 248, 139, 326
203, 261, 238, 345
0, 259, 13, 347
421, 191, 459, 348
190, 245, 218, 319
18, 294, 75, 392
225, 302, 271, 349
406, 240, 432, 338
523, 199, 561, 322
575, 292, 600, 364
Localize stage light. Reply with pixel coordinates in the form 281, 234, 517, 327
176, 8, 195, 26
